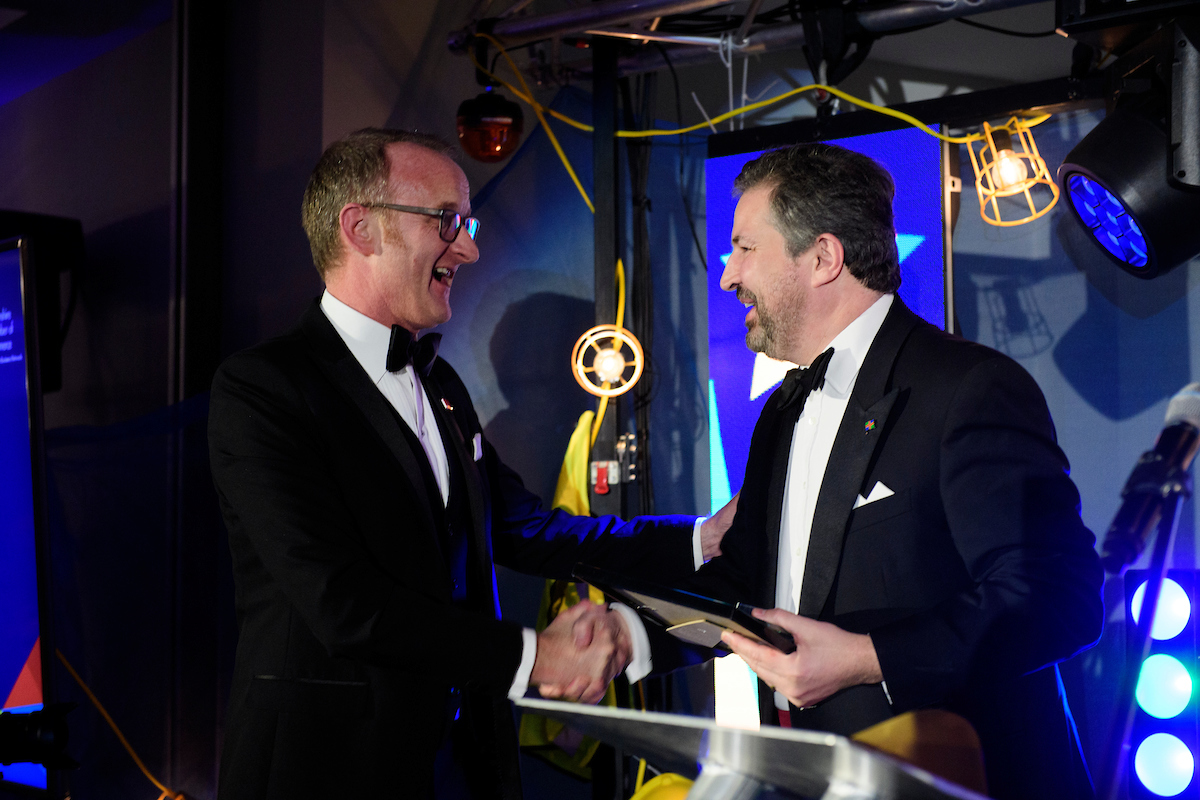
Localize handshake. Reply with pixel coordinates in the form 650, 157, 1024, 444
529, 600, 632, 705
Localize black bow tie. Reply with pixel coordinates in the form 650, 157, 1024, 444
778, 347, 835, 411
386, 326, 442, 377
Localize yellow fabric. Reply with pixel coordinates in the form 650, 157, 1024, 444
851, 709, 987, 795
553, 410, 594, 516
629, 773, 694, 800
518, 410, 612, 779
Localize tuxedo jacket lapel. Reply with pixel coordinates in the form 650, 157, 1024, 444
299, 304, 440, 539
797, 300, 921, 618
422, 373, 493, 590
761, 397, 803, 608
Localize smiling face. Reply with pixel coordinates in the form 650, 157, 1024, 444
367, 142, 479, 333
721, 184, 811, 363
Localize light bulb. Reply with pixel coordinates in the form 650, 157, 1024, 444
593, 348, 627, 383
456, 92, 524, 163
991, 149, 1029, 190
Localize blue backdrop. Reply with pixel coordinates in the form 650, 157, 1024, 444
0, 243, 46, 790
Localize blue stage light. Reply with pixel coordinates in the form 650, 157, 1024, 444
1058, 89, 1200, 280
1132, 579, 1192, 641
1135, 733, 1195, 797
1067, 174, 1149, 269
1136, 655, 1193, 719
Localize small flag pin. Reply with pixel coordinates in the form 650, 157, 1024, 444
864, 419, 876, 433
442, 398, 454, 411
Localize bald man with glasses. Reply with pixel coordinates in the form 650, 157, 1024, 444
208, 129, 732, 800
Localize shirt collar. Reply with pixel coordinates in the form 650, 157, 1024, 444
320, 290, 393, 383
820, 293, 893, 395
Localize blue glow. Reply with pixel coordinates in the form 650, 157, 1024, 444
1132, 579, 1192, 641
708, 380, 732, 515
895, 234, 926, 263
0, 761, 46, 789
1135, 733, 1195, 796
1067, 173, 1149, 268
1137, 655, 1193, 719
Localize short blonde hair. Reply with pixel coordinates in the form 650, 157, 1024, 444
301, 129, 454, 279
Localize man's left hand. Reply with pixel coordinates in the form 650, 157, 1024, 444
721, 608, 883, 709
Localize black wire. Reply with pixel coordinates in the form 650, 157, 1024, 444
624, 72, 658, 513
880, 19, 951, 36
653, 43, 707, 269
955, 17, 1059, 38
654, 3, 742, 34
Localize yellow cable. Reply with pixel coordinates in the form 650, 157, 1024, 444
588, 260, 627, 448
56, 649, 184, 800
472, 33, 1053, 148
474, 37, 1051, 448
615, 257, 626, 331
474, 33, 593, 212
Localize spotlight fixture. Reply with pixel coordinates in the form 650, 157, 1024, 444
456, 89, 523, 163
967, 118, 1059, 227
1059, 96, 1200, 279
1057, 19, 1200, 279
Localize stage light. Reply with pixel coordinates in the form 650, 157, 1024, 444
1066, 174, 1149, 268
456, 90, 524, 163
1132, 578, 1192, 641
967, 118, 1059, 228
1058, 91, 1200, 279
1136, 654, 1193, 719
1127, 571, 1200, 800
1135, 733, 1195, 797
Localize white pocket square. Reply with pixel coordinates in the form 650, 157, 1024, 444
853, 482, 895, 509
472, 433, 483, 462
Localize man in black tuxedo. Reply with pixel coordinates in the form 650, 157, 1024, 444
693, 143, 1103, 800
208, 129, 730, 799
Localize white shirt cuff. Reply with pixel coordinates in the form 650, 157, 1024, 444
692, 517, 708, 569
508, 627, 538, 699
611, 602, 652, 683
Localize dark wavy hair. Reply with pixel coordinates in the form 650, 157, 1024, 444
733, 142, 900, 293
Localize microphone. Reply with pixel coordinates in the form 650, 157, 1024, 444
1101, 383, 1200, 573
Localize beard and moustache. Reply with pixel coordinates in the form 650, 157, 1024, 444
739, 287, 791, 358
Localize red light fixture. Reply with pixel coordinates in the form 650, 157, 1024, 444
456, 90, 523, 163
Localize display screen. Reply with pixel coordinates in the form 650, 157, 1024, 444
0, 240, 47, 791
706, 126, 946, 510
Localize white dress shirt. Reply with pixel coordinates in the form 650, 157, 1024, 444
321, 292, 450, 503
773, 293, 893, 709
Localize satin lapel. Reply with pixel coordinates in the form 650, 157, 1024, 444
796, 300, 921, 618
422, 373, 491, 582
761, 397, 804, 609
299, 304, 439, 536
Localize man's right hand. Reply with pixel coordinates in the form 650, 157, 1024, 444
701, 490, 739, 561
530, 600, 630, 704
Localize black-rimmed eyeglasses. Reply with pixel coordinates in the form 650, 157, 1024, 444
362, 203, 480, 243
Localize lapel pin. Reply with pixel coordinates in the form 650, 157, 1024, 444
864, 419, 876, 433
442, 398, 454, 412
